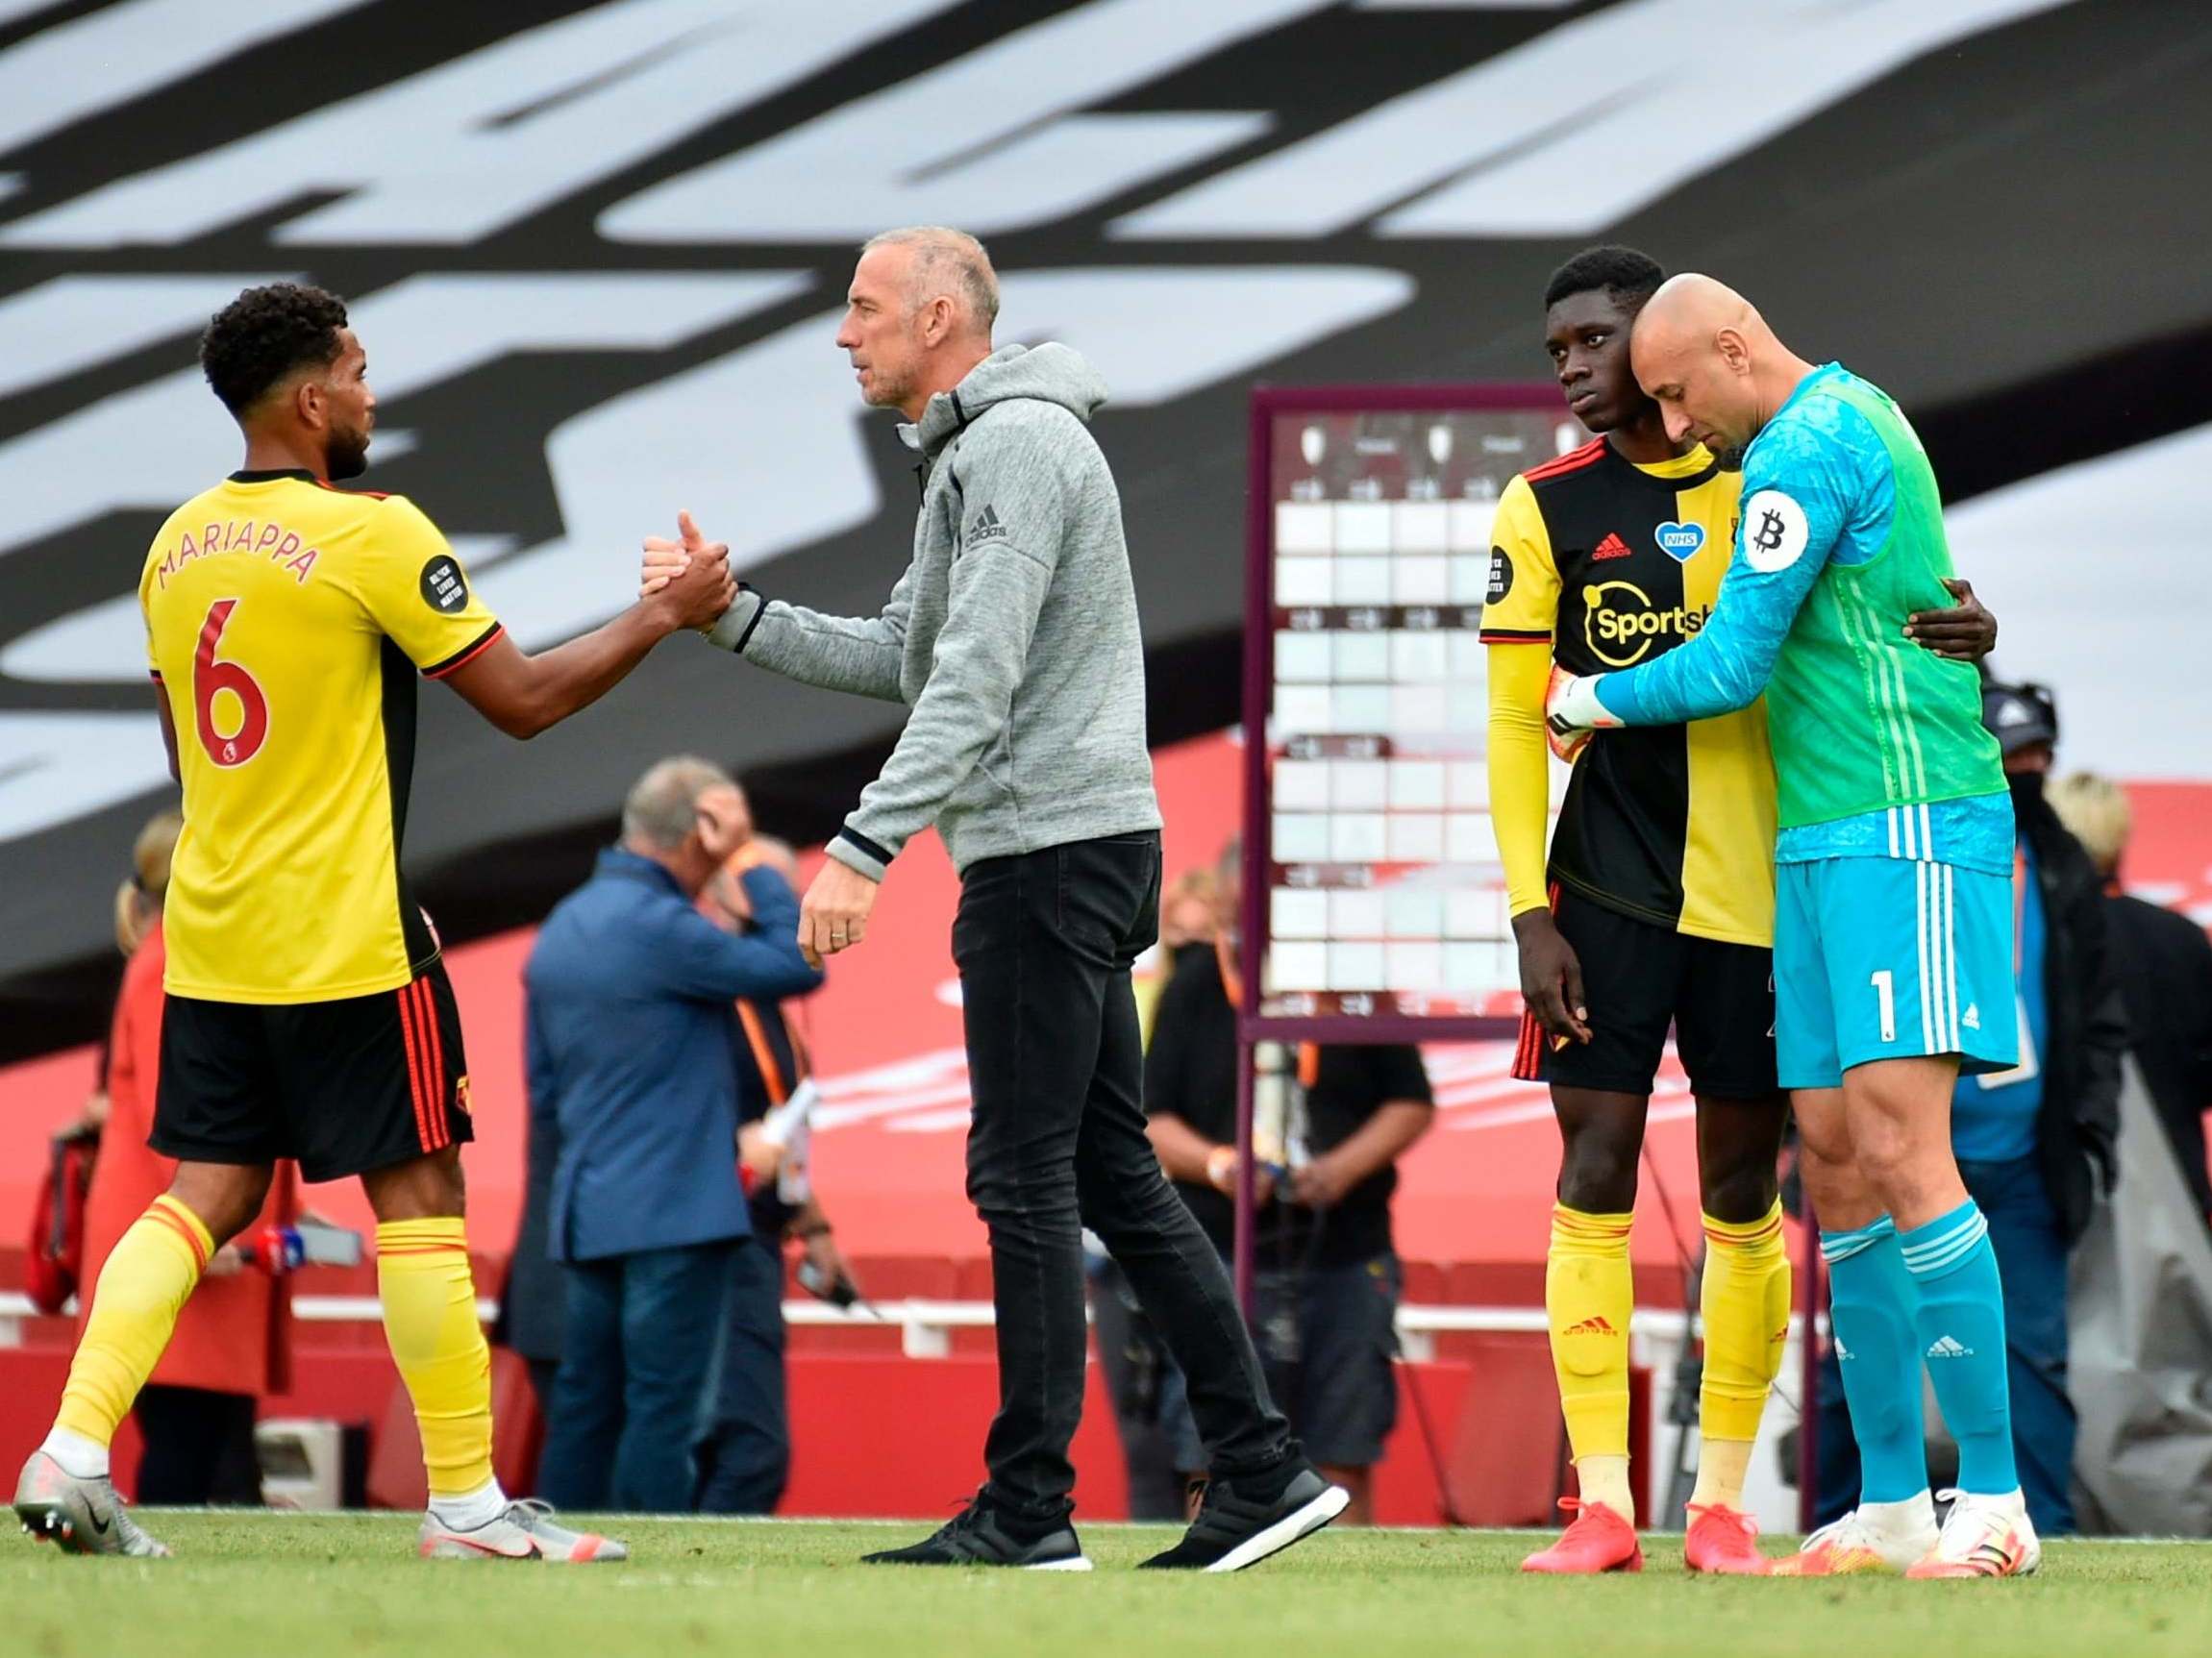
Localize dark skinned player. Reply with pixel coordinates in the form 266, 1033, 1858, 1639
1480, 247, 1996, 1573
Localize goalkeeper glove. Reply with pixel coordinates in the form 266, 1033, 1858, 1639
1544, 665, 1623, 763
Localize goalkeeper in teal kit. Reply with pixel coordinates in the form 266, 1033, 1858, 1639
1547, 274, 2037, 1580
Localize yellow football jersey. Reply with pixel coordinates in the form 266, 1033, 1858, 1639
140, 470, 501, 1003
1481, 440, 1777, 947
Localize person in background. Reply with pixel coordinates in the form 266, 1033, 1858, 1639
1813, 680, 2125, 1537
80, 808, 300, 1504
1143, 840, 1435, 1525
692, 830, 852, 1515
493, 1077, 566, 1439
1161, 867, 1221, 956
1136, 866, 1222, 1042
528, 757, 822, 1513
2050, 771, 2212, 1228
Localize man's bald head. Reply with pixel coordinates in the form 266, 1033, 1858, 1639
1633, 273, 1756, 361
1630, 272, 1802, 460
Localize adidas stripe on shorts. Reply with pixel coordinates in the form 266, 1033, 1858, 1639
1771, 855, 2018, 1091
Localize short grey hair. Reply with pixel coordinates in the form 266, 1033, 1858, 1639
621, 755, 735, 851
861, 225, 999, 332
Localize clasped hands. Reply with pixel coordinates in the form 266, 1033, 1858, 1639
640, 510, 718, 606
637, 511, 880, 969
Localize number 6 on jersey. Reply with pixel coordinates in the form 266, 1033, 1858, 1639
193, 598, 269, 766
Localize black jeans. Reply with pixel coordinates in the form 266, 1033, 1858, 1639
956, 831, 1291, 1520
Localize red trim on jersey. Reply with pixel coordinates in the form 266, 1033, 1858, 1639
312, 479, 390, 500
423, 622, 504, 681
1521, 437, 1607, 483
1479, 629, 1553, 645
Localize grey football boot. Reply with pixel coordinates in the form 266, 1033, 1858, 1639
15, 1450, 171, 1557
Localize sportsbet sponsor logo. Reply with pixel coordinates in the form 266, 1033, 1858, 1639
1580, 581, 1711, 667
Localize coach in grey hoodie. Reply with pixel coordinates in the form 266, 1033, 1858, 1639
650, 228, 1339, 1571
708, 335, 1160, 882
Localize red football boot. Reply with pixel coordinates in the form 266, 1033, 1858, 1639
1683, 1503, 1768, 1574
1520, 1498, 1643, 1573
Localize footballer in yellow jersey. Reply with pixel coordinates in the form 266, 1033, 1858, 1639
15, 283, 734, 1564
1483, 249, 1997, 1577
144, 475, 503, 1006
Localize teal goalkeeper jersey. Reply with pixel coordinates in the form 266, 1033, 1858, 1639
1596, 364, 2010, 874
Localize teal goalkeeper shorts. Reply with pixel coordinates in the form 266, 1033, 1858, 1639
1773, 856, 2019, 1090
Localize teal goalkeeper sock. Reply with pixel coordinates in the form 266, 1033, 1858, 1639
1900, 1200, 2018, 1497
1823, 1218, 1928, 1505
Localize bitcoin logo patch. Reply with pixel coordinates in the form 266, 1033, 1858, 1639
1741, 488, 1810, 572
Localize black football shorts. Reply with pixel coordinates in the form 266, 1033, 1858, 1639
1511, 883, 1778, 1100
153, 961, 472, 1183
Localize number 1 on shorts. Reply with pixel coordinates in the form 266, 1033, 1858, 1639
1869, 969, 1896, 1044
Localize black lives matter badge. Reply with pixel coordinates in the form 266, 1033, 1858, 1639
1486, 548, 1513, 606
420, 554, 470, 614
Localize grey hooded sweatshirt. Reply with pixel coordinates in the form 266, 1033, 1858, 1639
708, 342, 1161, 879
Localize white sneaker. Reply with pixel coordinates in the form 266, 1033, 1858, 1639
418, 1497, 626, 1562
1906, 1488, 2041, 1579
13, 1450, 170, 1558
1768, 1492, 1938, 1576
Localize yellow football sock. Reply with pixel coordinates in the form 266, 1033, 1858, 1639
55, 1194, 212, 1446
1547, 1203, 1635, 1516
1691, 1200, 1791, 1511
377, 1219, 495, 1497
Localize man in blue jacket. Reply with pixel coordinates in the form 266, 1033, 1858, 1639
528, 756, 822, 1512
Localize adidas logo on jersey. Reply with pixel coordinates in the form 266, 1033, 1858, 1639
1564, 1316, 1618, 1337
967, 505, 1009, 543
1592, 532, 1633, 560
1962, 1003, 1981, 1031
1926, 1335, 1975, 1359
1834, 1337, 1854, 1361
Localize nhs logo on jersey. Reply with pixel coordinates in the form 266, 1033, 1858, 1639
1654, 521, 1706, 561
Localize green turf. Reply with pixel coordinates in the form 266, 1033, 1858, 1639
8, 1515, 2210, 1658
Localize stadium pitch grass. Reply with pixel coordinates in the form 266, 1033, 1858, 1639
9, 1516, 2210, 1658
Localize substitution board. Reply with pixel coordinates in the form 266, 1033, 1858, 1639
1239, 385, 1584, 1044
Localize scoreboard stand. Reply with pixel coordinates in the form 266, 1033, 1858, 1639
1232, 384, 1576, 1306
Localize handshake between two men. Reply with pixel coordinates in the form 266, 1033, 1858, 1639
639, 513, 881, 974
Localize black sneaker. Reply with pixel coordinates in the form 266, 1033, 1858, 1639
1138, 1460, 1350, 1571
861, 1494, 1092, 1571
